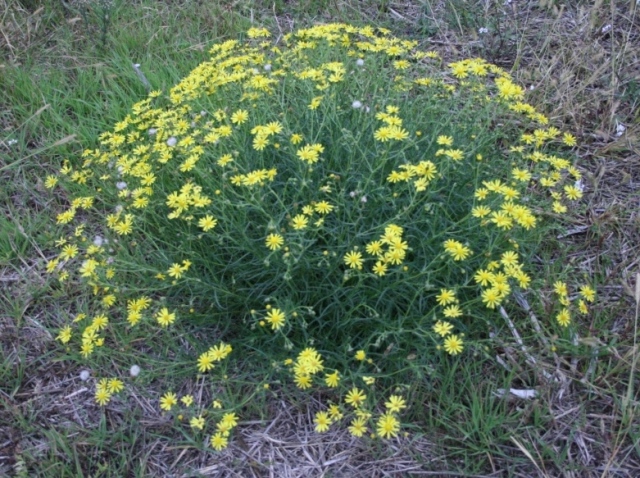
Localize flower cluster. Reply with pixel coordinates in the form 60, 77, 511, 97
49, 23, 596, 448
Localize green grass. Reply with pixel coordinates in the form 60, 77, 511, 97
1, 0, 639, 476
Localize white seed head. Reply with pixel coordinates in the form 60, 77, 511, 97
93, 235, 103, 247
148, 128, 157, 136
356, 58, 364, 66
79, 370, 90, 381
116, 181, 127, 190
264, 64, 272, 71
166, 136, 177, 147
130, 365, 141, 377
360, 195, 367, 203
352, 100, 362, 109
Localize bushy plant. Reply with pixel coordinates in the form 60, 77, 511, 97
48, 23, 595, 447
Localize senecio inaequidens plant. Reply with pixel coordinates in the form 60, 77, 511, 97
48, 23, 596, 448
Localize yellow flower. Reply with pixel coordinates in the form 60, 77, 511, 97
443, 305, 462, 318
348, 417, 367, 437
372, 261, 387, 277
198, 352, 215, 372
314, 201, 334, 214
231, 109, 249, 124
210, 433, 228, 451
291, 214, 308, 230
159, 391, 177, 411
198, 215, 218, 231
436, 289, 456, 306
181, 395, 194, 406
44, 175, 58, 188
343, 251, 363, 270
264, 233, 284, 250
376, 413, 400, 439
556, 308, 571, 327
436, 135, 453, 146
366, 241, 383, 256
265, 308, 286, 330
167, 263, 184, 279
481, 288, 501, 309
354, 350, 366, 361
59, 244, 79, 260
56, 325, 72, 344
564, 184, 583, 200
95, 388, 112, 406
314, 411, 331, 432
580, 284, 596, 302
156, 308, 176, 327
345, 387, 366, 408
385, 395, 407, 413
443, 334, 464, 355
433, 320, 453, 337
107, 378, 124, 393
190, 416, 205, 430
324, 370, 340, 388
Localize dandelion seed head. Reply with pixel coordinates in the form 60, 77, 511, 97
352, 100, 362, 109
167, 137, 177, 147
130, 365, 141, 377
79, 370, 90, 381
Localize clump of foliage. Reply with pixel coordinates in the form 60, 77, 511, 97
48, 23, 595, 448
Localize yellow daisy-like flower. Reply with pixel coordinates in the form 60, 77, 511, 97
324, 370, 340, 388
343, 251, 364, 270
314, 201, 334, 214
579, 284, 596, 303
348, 417, 367, 437
56, 325, 72, 344
265, 233, 284, 250
432, 320, 453, 337
156, 308, 176, 327
481, 288, 502, 309
366, 240, 383, 256
167, 263, 184, 279
443, 305, 462, 318
354, 350, 366, 361
314, 411, 331, 432
556, 308, 571, 327
159, 391, 178, 411
198, 352, 215, 372
107, 378, 124, 393
385, 395, 407, 413
443, 334, 464, 355
95, 388, 112, 406
291, 214, 308, 230
345, 387, 367, 408
564, 184, 583, 200
231, 109, 249, 124
210, 432, 228, 451
372, 261, 388, 277
436, 289, 456, 306
198, 215, 218, 231
190, 416, 205, 430
376, 412, 400, 439
265, 308, 286, 330
181, 395, 194, 406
